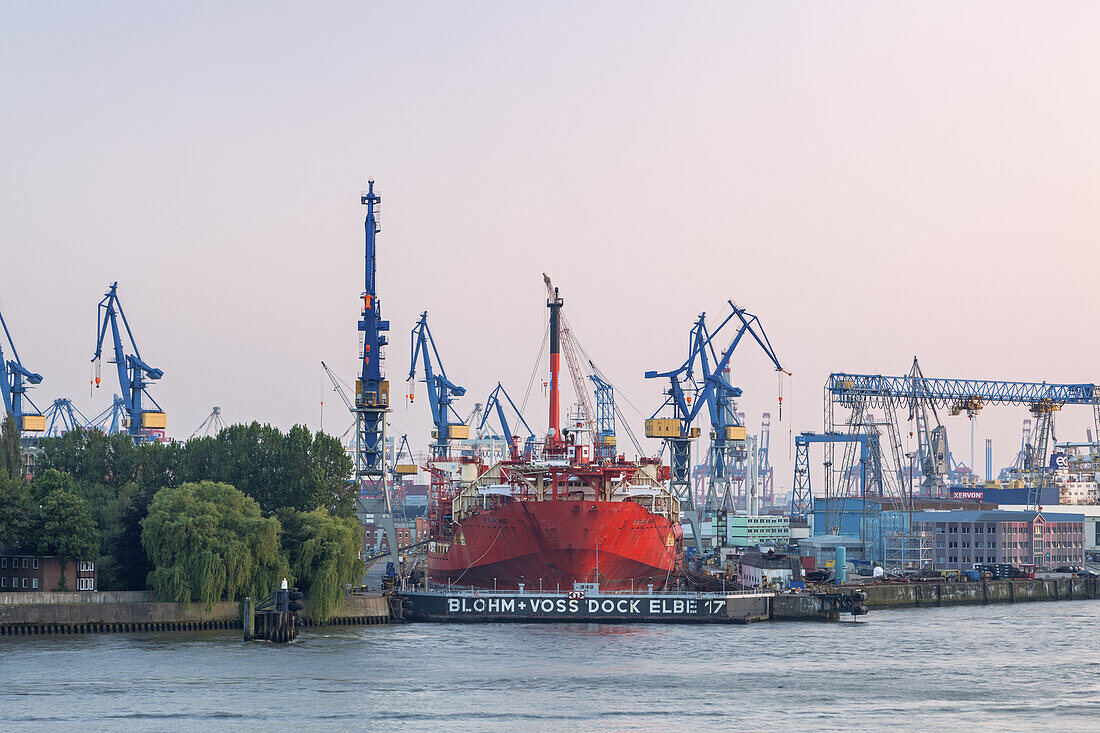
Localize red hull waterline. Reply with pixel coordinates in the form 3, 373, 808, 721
428, 500, 682, 592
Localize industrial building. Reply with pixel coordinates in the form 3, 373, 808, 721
911, 510, 1086, 571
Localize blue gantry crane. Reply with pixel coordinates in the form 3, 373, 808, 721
408, 312, 467, 459
645, 302, 788, 512
91, 282, 165, 441
0, 307, 45, 434
826, 369, 1100, 510
479, 382, 535, 461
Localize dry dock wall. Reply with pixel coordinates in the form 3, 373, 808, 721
0, 593, 393, 636
772, 577, 1099, 619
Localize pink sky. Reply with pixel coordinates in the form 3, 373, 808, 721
2, 3, 1098, 491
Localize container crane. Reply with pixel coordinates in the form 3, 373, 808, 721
91, 283, 165, 442
0, 307, 45, 433
479, 382, 535, 461
408, 312, 467, 459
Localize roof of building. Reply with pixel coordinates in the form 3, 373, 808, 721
910, 510, 1086, 523
798, 535, 865, 548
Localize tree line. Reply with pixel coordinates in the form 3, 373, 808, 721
0, 417, 364, 618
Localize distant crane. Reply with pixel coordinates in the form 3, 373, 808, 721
588, 373, 618, 462
408, 312, 467, 459
42, 399, 90, 437
189, 407, 226, 439
479, 382, 535, 460
907, 357, 951, 496
87, 395, 127, 435
758, 412, 774, 506
391, 434, 418, 484
0, 307, 44, 433
91, 283, 165, 441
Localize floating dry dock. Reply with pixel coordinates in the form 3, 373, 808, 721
398, 588, 868, 623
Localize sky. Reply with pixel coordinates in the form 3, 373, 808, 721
2, 2, 1099, 494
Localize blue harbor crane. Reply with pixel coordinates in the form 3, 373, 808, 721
91, 283, 165, 442
588, 373, 616, 462
826, 370, 1100, 510
408, 312, 467, 460
42, 399, 91, 437
353, 181, 391, 489
0, 307, 44, 434
479, 382, 535, 461
646, 302, 788, 513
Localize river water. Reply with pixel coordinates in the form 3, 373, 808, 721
3, 600, 1097, 732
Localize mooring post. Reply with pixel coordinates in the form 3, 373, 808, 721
242, 597, 255, 640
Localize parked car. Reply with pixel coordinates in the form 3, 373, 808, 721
1077, 569, 1099, 578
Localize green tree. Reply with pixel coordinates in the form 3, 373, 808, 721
0, 475, 32, 548
279, 508, 364, 621
0, 415, 22, 479
28, 480, 101, 589
141, 481, 288, 609
111, 482, 155, 591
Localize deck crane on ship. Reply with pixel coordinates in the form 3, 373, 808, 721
91, 283, 166, 442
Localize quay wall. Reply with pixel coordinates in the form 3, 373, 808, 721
772, 577, 1099, 620
0, 593, 393, 636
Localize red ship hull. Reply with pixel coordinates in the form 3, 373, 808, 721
428, 500, 682, 591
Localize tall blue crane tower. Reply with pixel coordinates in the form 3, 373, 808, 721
0, 307, 44, 434
92, 283, 165, 442
354, 182, 391, 490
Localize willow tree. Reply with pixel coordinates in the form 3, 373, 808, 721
279, 508, 364, 621
141, 481, 287, 609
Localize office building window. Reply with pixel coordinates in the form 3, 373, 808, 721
21, 578, 27, 588
22, 558, 28, 569
32, 578, 38, 589
32, 559, 38, 569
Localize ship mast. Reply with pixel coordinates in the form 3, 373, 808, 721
547, 283, 563, 447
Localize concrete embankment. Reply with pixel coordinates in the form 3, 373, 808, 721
772, 577, 1099, 620
0, 592, 394, 636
